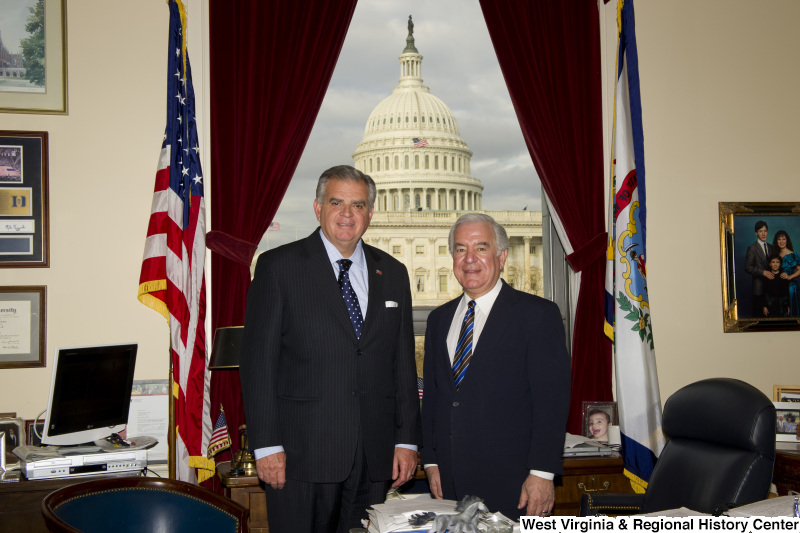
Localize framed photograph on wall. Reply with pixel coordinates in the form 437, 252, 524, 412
0, 131, 49, 267
0, 0, 68, 114
719, 202, 800, 332
774, 402, 799, 442
582, 401, 617, 443
0, 285, 46, 368
774, 385, 800, 403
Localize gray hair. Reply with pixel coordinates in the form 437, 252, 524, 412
448, 213, 509, 256
315, 165, 377, 208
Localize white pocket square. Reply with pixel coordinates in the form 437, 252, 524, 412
385, 301, 398, 308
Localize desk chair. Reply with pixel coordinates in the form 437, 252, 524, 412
42, 476, 249, 533
581, 377, 776, 516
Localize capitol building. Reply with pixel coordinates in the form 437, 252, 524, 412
356, 20, 543, 306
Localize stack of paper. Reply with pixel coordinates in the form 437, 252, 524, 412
563, 433, 615, 457
366, 496, 518, 533
366, 496, 460, 533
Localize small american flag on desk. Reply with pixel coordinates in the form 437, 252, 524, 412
412, 137, 428, 148
207, 409, 231, 458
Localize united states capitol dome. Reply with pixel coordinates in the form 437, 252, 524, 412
353, 16, 482, 213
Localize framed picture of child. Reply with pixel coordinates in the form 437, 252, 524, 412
582, 401, 618, 442
719, 202, 800, 332
774, 402, 800, 442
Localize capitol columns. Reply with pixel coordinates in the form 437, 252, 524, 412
523, 236, 532, 291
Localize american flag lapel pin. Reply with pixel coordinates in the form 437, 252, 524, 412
376, 269, 382, 275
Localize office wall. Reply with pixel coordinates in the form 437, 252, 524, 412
0, 0, 176, 419
1, 0, 797, 423
600, 0, 800, 401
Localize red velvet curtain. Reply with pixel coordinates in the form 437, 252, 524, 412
479, 0, 611, 434
207, 0, 358, 475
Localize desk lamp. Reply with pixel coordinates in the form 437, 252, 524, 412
209, 326, 256, 477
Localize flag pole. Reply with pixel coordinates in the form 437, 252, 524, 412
169, 349, 176, 479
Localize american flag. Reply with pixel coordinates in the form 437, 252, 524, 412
268, 222, 280, 231
138, 0, 213, 484
412, 137, 429, 148
207, 409, 232, 458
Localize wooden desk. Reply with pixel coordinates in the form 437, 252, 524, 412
774, 442, 800, 496
218, 462, 269, 532
554, 453, 634, 515
0, 471, 141, 533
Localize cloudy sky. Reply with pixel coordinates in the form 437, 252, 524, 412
0, 0, 36, 53
261, 0, 542, 251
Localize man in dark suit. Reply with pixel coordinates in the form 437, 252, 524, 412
744, 220, 774, 317
239, 165, 419, 533
421, 213, 570, 520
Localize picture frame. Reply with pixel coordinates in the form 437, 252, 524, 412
774, 402, 800, 442
719, 202, 800, 332
0, 285, 46, 368
0, 131, 50, 267
0, 0, 68, 114
774, 385, 800, 403
582, 401, 618, 442
25, 419, 44, 446
0, 417, 25, 463
0, 412, 16, 419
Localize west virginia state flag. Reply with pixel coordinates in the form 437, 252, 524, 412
604, 0, 665, 493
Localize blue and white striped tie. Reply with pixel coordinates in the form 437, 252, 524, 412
452, 300, 475, 390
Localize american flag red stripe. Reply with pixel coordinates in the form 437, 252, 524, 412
138, 0, 212, 484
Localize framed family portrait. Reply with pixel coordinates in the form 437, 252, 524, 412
582, 401, 617, 442
774, 402, 799, 442
0, 130, 50, 267
719, 202, 800, 332
0, 417, 25, 460
0, 285, 46, 368
0, 0, 68, 114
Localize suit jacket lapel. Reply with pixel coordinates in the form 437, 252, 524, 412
303, 230, 357, 337
361, 245, 383, 339
436, 297, 460, 392
471, 281, 516, 365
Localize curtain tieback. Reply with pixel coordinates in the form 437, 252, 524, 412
206, 230, 258, 266
565, 231, 608, 273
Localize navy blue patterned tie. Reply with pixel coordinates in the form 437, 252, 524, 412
337, 259, 364, 338
452, 300, 475, 390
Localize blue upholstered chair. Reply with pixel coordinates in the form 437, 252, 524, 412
41, 476, 249, 533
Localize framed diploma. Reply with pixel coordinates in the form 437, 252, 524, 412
0, 131, 50, 267
0, 286, 45, 368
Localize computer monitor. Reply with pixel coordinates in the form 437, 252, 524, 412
41, 343, 138, 447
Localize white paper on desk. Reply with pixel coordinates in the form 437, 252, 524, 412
726, 496, 797, 517
127, 380, 169, 463
638, 507, 708, 517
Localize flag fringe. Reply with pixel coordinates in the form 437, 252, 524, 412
624, 468, 648, 494
138, 281, 169, 320
190, 455, 216, 483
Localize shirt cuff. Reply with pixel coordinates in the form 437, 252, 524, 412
253, 445, 284, 460
396, 444, 418, 452
529, 469, 554, 480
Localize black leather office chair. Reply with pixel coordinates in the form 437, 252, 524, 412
42, 476, 249, 533
581, 378, 776, 516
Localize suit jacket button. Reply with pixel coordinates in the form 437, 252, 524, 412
453, 401, 459, 407
356, 349, 363, 356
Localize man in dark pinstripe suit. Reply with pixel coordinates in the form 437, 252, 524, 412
240, 166, 419, 533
